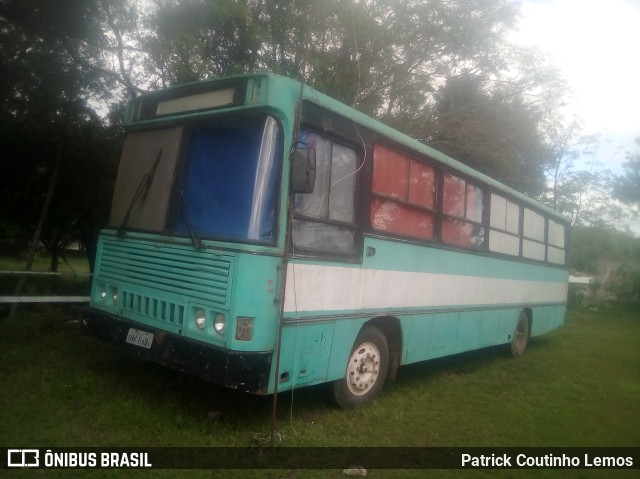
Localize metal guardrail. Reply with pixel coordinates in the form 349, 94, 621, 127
0, 296, 90, 303
0, 271, 61, 276
0, 271, 91, 276
1, 270, 91, 303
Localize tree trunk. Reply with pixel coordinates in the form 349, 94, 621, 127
50, 251, 59, 273
552, 120, 577, 211
9, 128, 66, 318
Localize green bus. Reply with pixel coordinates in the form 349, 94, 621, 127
84, 73, 569, 408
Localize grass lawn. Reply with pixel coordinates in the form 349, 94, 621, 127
0, 250, 90, 275
0, 307, 638, 478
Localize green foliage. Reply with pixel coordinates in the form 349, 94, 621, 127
605, 267, 640, 311
0, 0, 126, 109
0, 0, 123, 270
3, 0, 632, 269
570, 225, 640, 273
0, 111, 119, 270
134, 0, 563, 194
541, 122, 638, 230
567, 283, 586, 309
424, 74, 553, 196
570, 225, 640, 311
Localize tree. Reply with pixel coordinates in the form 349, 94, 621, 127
0, 106, 119, 272
419, 74, 552, 196
138, 0, 563, 196
570, 225, 640, 273
0, 0, 123, 271
1, 0, 614, 280
614, 138, 640, 205
546, 130, 639, 231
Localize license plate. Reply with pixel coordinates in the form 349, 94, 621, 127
125, 328, 154, 349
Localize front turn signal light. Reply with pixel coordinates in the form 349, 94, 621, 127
235, 317, 254, 341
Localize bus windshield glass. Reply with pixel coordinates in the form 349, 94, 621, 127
109, 115, 282, 244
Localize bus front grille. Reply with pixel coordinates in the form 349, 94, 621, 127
120, 291, 186, 325
96, 236, 235, 322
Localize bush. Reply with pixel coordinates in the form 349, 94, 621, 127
567, 283, 586, 309
605, 267, 640, 311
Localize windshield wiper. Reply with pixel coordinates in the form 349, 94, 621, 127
179, 189, 205, 250
118, 147, 163, 238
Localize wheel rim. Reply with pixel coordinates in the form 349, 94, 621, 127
346, 341, 381, 396
513, 316, 528, 354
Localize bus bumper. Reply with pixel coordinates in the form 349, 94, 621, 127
81, 310, 272, 394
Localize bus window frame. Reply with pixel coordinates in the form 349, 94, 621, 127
369, 142, 439, 242
362, 142, 569, 268
162, 112, 286, 246
290, 124, 364, 261
439, 169, 487, 250
488, 191, 522, 258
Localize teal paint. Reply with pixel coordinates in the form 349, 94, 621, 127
88, 73, 570, 397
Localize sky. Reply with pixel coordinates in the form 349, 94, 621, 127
510, 0, 640, 172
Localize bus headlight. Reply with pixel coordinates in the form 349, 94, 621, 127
112, 288, 118, 304
100, 287, 107, 300
195, 309, 206, 330
214, 313, 226, 335
236, 317, 254, 341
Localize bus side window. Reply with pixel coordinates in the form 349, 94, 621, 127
292, 130, 358, 255
370, 143, 436, 240
441, 174, 485, 249
489, 193, 521, 257
547, 219, 566, 264
522, 208, 546, 261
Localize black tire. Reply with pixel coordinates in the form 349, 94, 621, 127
332, 325, 389, 409
510, 311, 530, 357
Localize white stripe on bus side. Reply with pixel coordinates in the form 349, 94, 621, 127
283, 263, 568, 313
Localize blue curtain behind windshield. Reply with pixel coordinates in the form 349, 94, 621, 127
175, 117, 280, 242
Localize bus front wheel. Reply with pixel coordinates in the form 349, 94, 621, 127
510, 311, 530, 357
333, 325, 389, 408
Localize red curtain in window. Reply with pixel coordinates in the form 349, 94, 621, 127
371, 144, 435, 240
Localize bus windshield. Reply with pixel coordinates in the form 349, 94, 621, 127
109, 115, 282, 244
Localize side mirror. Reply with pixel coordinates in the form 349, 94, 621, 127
290, 147, 316, 194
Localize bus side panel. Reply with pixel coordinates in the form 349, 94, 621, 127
274, 317, 367, 392
402, 309, 508, 364
402, 303, 568, 366
228, 253, 284, 352
530, 304, 567, 336
272, 303, 567, 394
275, 321, 336, 390
280, 237, 568, 392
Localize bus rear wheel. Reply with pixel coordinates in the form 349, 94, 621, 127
510, 311, 530, 357
333, 325, 389, 409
